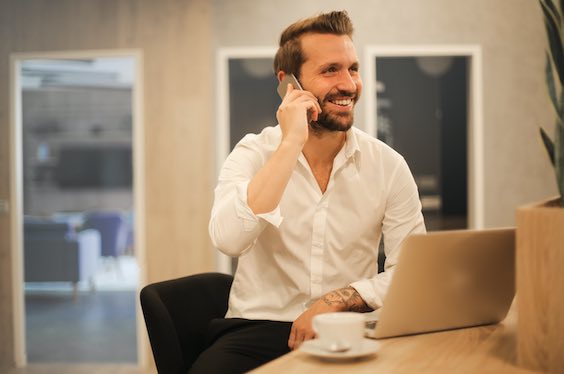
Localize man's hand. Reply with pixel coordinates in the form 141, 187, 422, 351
288, 286, 372, 350
276, 84, 321, 147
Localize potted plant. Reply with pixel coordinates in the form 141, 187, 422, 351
516, 1, 564, 372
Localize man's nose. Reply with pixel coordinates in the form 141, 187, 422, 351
337, 71, 357, 92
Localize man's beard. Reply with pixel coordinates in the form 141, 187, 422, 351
312, 109, 354, 133
310, 92, 357, 133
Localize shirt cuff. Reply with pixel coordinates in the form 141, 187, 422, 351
235, 181, 284, 230
349, 278, 384, 310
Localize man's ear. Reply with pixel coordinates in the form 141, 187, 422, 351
277, 71, 286, 83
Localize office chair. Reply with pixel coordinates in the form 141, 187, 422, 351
140, 272, 233, 374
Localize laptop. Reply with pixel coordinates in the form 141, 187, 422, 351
365, 228, 515, 339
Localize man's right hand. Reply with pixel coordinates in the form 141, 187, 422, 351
276, 84, 321, 148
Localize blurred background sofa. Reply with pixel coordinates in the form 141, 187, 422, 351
82, 211, 129, 258
23, 217, 101, 298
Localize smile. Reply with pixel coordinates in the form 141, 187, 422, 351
329, 98, 353, 106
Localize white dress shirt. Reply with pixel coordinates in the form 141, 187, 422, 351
209, 125, 426, 322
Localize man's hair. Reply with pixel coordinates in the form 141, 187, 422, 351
273, 10, 354, 78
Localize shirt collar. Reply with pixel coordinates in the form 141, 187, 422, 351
344, 127, 361, 160
296, 126, 361, 169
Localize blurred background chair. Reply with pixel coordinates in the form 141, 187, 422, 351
140, 272, 233, 374
82, 210, 128, 258
24, 217, 101, 299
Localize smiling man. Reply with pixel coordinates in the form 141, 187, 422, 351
196, 11, 426, 373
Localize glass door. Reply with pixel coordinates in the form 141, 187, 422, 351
19, 56, 140, 363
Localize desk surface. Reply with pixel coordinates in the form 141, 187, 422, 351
251, 302, 539, 373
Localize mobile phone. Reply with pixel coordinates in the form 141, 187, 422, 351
277, 73, 303, 99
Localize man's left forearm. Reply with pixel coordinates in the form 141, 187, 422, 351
321, 286, 373, 313
288, 286, 373, 349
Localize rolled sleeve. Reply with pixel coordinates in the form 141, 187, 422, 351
350, 273, 390, 310
236, 182, 283, 229
209, 145, 284, 257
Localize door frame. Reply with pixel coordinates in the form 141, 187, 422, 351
9, 49, 147, 367
363, 45, 484, 229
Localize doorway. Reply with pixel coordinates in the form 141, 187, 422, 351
10, 51, 146, 366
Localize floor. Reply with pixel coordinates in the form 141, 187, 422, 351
24, 256, 139, 365
25, 290, 137, 363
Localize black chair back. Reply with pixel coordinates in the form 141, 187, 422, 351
140, 272, 233, 373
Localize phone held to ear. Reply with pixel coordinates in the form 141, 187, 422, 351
277, 73, 303, 99
277, 73, 316, 124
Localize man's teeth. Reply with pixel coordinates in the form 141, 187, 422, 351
331, 99, 353, 106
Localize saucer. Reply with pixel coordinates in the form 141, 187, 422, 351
299, 338, 380, 359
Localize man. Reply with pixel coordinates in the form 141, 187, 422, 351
194, 10, 425, 373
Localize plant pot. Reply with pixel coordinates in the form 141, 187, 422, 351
516, 197, 564, 373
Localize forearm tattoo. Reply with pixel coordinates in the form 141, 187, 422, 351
322, 286, 372, 313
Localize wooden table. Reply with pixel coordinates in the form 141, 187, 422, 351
251, 303, 540, 373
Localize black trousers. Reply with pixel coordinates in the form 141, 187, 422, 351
189, 318, 292, 374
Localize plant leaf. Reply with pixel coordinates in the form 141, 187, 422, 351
541, 0, 564, 85
542, 0, 562, 27
560, 93, 564, 130
540, 126, 556, 166
546, 52, 562, 117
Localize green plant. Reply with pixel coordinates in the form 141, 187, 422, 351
540, 0, 564, 206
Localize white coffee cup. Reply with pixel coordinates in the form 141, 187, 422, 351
312, 312, 366, 352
